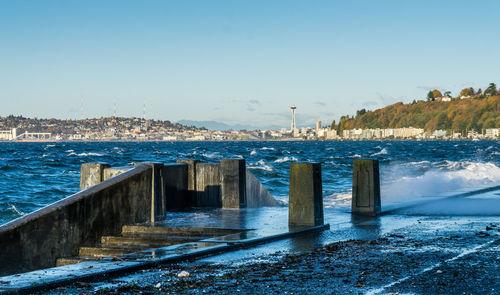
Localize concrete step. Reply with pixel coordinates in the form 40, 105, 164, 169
78, 246, 138, 258
56, 257, 94, 267
121, 225, 248, 237
100, 235, 202, 248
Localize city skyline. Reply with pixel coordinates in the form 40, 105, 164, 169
1, 1, 499, 129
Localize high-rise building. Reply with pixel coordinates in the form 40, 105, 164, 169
315, 120, 321, 133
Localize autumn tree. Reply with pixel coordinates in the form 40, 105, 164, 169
431, 89, 442, 98
333, 96, 499, 132
460, 87, 474, 97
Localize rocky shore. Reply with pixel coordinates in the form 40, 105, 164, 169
50, 217, 500, 295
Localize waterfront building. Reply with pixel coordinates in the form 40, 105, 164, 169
485, 128, 500, 138
0, 128, 16, 141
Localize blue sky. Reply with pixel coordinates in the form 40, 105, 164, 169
1, 0, 499, 129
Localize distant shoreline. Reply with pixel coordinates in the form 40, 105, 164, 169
0, 138, 498, 143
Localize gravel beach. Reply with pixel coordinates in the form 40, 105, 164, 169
50, 217, 500, 295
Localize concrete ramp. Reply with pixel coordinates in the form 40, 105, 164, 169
246, 169, 281, 207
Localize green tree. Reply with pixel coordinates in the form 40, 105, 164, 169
356, 108, 366, 117
485, 83, 497, 96
427, 91, 434, 101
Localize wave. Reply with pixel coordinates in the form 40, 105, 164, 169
68, 152, 105, 157
381, 161, 500, 204
260, 147, 275, 151
274, 156, 298, 163
248, 160, 273, 172
5, 204, 25, 216
202, 152, 220, 159
250, 149, 257, 156
324, 192, 352, 208
371, 147, 388, 156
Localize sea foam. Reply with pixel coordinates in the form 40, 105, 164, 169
381, 161, 500, 203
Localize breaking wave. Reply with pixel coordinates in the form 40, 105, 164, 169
274, 156, 298, 163
371, 147, 388, 156
381, 161, 500, 203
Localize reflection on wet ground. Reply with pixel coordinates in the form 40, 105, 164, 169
2, 189, 500, 294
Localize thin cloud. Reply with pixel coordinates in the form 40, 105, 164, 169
416, 85, 442, 91
263, 112, 291, 119
315, 101, 326, 106
376, 93, 399, 106
362, 101, 378, 107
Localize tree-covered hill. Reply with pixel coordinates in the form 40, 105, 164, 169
334, 95, 500, 134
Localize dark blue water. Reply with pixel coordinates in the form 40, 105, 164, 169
1, 141, 499, 225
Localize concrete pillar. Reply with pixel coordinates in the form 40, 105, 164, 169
352, 159, 381, 216
221, 159, 246, 209
135, 162, 165, 223
80, 163, 110, 190
163, 163, 188, 210
289, 163, 324, 227
195, 163, 221, 207
176, 159, 200, 207
103, 167, 131, 181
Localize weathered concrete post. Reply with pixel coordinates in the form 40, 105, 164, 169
176, 159, 200, 207
103, 167, 132, 181
195, 163, 221, 207
80, 163, 110, 190
163, 163, 188, 210
289, 163, 324, 227
352, 159, 381, 216
135, 162, 165, 223
221, 159, 246, 209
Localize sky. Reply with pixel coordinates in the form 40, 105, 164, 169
0, 0, 499, 129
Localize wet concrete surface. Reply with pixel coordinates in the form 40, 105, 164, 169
46, 209, 500, 294
5, 190, 500, 294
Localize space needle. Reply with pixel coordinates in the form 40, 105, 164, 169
290, 105, 297, 133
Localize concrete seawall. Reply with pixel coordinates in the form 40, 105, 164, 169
0, 158, 280, 276
0, 165, 153, 276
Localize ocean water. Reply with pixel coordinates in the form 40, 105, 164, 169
0, 140, 499, 225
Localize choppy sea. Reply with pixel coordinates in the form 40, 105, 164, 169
1, 140, 499, 225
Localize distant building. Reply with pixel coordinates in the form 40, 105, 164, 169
325, 129, 338, 140
315, 120, 321, 133
342, 127, 424, 139
0, 128, 17, 141
485, 128, 500, 138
